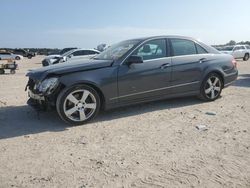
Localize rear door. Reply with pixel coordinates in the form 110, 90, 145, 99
170, 38, 209, 94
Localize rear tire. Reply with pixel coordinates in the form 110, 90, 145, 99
10, 69, 16, 74
15, 56, 21, 60
243, 53, 249, 61
199, 73, 223, 101
56, 85, 101, 125
0, 69, 5, 74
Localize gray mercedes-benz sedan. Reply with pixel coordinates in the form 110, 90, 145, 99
26, 36, 238, 125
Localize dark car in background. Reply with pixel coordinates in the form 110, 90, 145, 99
13, 49, 35, 59
36, 48, 77, 56
26, 36, 238, 125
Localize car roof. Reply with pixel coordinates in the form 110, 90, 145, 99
127, 35, 198, 42
72, 48, 100, 53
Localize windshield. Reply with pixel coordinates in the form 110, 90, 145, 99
94, 40, 140, 60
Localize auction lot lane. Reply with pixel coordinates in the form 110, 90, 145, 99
0, 56, 250, 187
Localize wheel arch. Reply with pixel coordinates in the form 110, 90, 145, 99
203, 69, 225, 88
58, 80, 106, 110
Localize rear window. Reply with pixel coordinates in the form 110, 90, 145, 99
85, 50, 99, 55
196, 44, 208, 54
72, 50, 86, 56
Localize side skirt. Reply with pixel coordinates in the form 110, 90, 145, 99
104, 90, 199, 110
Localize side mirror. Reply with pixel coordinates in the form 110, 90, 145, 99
126, 55, 143, 65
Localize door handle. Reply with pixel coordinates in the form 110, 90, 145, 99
199, 58, 207, 63
160, 63, 170, 69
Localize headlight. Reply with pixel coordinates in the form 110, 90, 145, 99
38, 77, 59, 94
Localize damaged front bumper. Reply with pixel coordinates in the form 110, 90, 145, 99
26, 77, 60, 111
27, 90, 50, 111
28, 90, 45, 101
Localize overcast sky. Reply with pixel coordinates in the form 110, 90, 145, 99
1, 0, 250, 48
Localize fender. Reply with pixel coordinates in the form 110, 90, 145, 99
59, 66, 119, 107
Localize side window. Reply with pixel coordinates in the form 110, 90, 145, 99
72, 50, 86, 56
240, 46, 245, 50
246, 46, 250, 49
196, 44, 208, 54
86, 50, 99, 55
234, 47, 240, 51
171, 39, 197, 56
133, 39, 167, 61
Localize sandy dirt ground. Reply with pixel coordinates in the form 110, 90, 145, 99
0, 56, 250, 188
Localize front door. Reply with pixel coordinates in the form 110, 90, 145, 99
117, 39, 172, 103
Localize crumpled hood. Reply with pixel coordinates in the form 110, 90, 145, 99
26, 59, 114, 81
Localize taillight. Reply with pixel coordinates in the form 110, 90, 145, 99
232, 59, 237, 68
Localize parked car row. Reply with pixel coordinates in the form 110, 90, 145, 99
42, 48, 100, 66
12, 49, 35, 59
219, 45, 250, 61
26, 36, 238, 125
37, 47, 77, 56
0, 51, 23, 60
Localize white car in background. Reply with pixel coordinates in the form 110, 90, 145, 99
42, 49, 100, 66
0, 51, 23, 60
220, 45, 250, 61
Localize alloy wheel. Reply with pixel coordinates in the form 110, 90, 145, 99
204, 76, 222, 100
63, 89, 97, 122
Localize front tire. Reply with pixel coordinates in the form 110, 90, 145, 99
199, 73, 223, 101
56, 85, 101, 125
243, 53, 249, 61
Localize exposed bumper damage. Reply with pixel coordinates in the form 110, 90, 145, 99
26, 78, 59, 111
